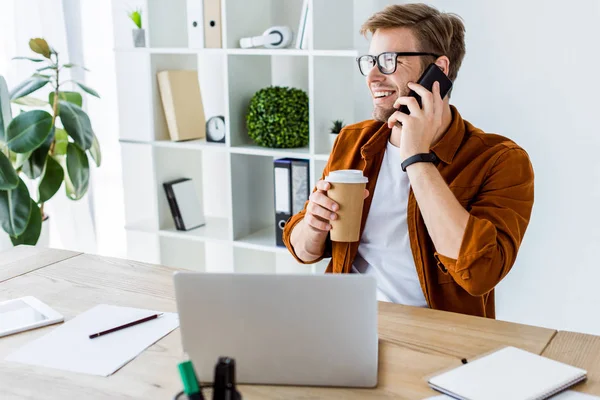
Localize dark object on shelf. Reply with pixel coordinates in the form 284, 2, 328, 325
330, 119, 345, 134
274, 158, 309, 247
246, 86, 309, 149
206, 116, 226, 143
163, 178, 206, 231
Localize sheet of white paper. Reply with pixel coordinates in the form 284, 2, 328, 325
5, 304, 179, 376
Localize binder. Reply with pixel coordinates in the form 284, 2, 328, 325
163, 178, 206, 231
204, 0, 222, 48
156, 70, 206, 141
274, 158, 310, 247
186, 0, 204, 48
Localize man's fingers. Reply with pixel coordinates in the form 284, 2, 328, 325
394, 96, 421, 116
308, 201, 337, 221
305, 213, 331, 231
315, 180, 330, 192
408, 81, 434, 114
309, 191, 338, 212
387, 110, 409, 129
364, 189, 369, 199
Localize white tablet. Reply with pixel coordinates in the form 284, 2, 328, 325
0, 296, 64, 338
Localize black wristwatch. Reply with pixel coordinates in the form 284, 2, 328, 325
401, 152, 438, 172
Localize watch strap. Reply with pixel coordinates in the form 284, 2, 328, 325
401, 152, 438, 172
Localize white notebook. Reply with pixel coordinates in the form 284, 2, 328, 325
428, 346, 587, 400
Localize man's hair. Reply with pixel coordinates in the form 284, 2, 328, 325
360, 3, 466, 83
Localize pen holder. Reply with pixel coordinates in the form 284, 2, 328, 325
175, 357, 242, 400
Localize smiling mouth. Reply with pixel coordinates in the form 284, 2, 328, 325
373, 90, 396, 99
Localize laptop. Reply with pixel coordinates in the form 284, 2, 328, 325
173, 272, 378, 388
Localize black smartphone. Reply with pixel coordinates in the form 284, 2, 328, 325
398, 63, 453, 115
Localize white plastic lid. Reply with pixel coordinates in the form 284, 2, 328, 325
325, 169, 368, 184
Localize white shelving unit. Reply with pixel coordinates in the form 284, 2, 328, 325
111, 0, 366, 274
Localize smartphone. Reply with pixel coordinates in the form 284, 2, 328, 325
398, 63, 453, 115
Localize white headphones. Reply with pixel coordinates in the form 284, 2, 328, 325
239, 26, 293, 49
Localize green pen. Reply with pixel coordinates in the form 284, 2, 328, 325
178, 360, 204, 400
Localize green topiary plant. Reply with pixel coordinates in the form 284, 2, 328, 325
246, 86, 309, 148
0, 38, 101, 246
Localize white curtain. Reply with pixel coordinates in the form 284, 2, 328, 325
0, 0, 97, 253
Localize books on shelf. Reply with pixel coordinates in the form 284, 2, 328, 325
274, 158, 310, 247
295, 0, 310, 49
157, 70, 206, 142
163, 178, 206, 231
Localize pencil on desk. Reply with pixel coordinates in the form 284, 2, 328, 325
89, 313, 163, 339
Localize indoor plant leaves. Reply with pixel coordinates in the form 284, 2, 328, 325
0, 151, 19, 190
66, 143, 89, 200
0, 177, 32, 237
10, 199, 42, 246
58, 100, 93, 150
38, 156, 64, 203
6, 110, 53, 153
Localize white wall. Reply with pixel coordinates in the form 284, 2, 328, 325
358, 0, 600, 335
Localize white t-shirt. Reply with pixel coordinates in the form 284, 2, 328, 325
352, 140, 428, 307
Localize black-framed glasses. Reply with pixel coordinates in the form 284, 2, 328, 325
356, 51, 440, 76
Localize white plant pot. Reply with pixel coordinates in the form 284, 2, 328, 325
0, 216, 50, 252
132, 29, 146, 47
329, 133, 339, 149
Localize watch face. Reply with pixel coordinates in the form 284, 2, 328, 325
207, 116, 225, 142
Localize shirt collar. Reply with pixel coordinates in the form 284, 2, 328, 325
430, 105, 465, 165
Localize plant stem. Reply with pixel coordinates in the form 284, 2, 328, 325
49, 52, 59, 156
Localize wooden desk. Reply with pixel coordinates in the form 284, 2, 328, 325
542, 331, 600, 395
0, 246, 596, 399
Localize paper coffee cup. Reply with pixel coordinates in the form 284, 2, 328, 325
325, 170, 368, 242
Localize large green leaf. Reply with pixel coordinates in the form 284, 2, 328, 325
14, 151, 32, 169
66, 143, 89, 200
29, 38, 51, 59
38, 156, 63, 203
6, 110, 53, 153
54, 128, 68, 156
0, 76, 12, 141
49, 91, 82, 113
73, 81, 100, 98
58, 100, 93, 150
50, 91, 82, 107
0, 151, 18, 190
10, 199, 42, 246
0, 178, 32, 237
9, 77, 51, 101
22, 128, 53, 180
12, 96, 48, 107
89, 133, 101, 167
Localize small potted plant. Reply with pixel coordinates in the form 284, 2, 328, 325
329, 119, 345, 149
128, 7, 146, 48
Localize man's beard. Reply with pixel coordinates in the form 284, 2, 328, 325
372, 86, 409, 123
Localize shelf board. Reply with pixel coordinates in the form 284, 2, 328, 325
230, 143, 310, 159
227, 48, 309, 56
234, 226, 289, 254
114, 47, 224, 55
126, 217, 231, 243
159, 217, 231, 242
114, 47, 357, 57
314, 153, 330, 161
312, 49, 359, 57
119, 138, 228, 152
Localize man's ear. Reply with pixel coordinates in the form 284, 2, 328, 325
435, 56, 450, 76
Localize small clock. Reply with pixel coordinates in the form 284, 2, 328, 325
206, 115, 226, 143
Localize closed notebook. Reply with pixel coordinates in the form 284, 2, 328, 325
428, 346, 587, 400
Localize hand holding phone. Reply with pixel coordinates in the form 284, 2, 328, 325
398, 63, 453, 115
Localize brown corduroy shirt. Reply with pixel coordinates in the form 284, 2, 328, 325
282, 105, 535, 318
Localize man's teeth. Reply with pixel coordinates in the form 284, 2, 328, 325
374, 91, 394, 98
